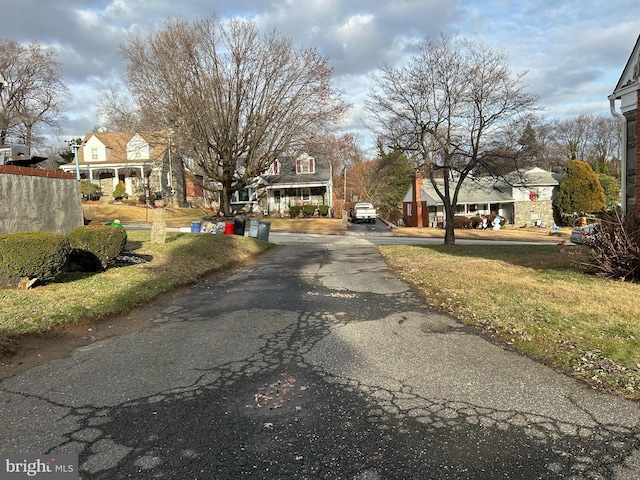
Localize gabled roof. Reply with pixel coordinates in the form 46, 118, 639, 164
262, 155, 331, 187
502, 167, 563, 186
611, 34, 640, 95
77, 130, 168, 165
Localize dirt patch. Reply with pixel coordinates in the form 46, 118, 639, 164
0, 289, 182, 379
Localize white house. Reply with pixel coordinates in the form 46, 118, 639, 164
402, 167, 563, 227
608, 34, 640, 215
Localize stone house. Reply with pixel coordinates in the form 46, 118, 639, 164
402, 167, 563, 228
609, 34, 640, 215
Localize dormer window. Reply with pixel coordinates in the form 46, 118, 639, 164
265, 160, 280, 175
296, 155, 315, 174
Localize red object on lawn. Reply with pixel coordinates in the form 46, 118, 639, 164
224, 223, 234, 235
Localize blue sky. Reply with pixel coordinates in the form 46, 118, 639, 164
2, 0, 639, 151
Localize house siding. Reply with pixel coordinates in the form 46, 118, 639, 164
624, 106, 637, 213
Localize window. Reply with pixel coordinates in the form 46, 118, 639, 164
296, 155, 315, 174
231, 187, 257, 203
264, 160, 280, 175
91, 148, 98, 160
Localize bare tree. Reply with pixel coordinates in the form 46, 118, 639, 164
120, 15, 349, 214
96, 85, 141, 132
366, 34, 538, 243
0, 40, 68, 151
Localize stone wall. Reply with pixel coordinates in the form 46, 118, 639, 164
0, 166, 83, 235
513, 199, 555, 227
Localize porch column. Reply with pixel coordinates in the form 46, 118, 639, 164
113, 167, 120, 193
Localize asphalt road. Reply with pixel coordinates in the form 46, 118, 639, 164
1, 233, 639, 479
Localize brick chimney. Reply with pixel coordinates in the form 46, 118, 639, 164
412, 171, 423, 227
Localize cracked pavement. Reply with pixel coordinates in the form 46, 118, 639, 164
1, 233, 639, 479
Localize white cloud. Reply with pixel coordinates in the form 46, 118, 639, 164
0, 0, 638, 147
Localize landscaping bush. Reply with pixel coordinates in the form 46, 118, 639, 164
318, 205, 330, 217
302, 205, 317, 217
112, 183, 127, 200
584, 211, 640, 282
67, 225, 128, 271
289, 206, 301, 218
469, 216, 482, 229
0, 231, 71, 287
453, 216, 471, 229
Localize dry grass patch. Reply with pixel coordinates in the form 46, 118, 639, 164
0, 231, 273, 353
379, 243, 640, 399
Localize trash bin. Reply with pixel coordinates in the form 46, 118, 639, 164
248, 219, 259, 238
257, 221, 271, 241
224, 222, 235, 235
191, 221, 201, 233
234, 217, 246, 236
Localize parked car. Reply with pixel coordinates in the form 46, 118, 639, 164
569, 223, 598, 244
351, 202, 377, 224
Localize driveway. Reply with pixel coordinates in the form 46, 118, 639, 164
1, 233, 639, 479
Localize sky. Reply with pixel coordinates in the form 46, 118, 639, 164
2, 0, 640, 153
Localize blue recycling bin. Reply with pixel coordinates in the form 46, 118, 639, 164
191, 221, 201, 233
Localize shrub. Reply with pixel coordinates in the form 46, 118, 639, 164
554, 160, 606, 225
453, 216, 471, 229
469, 216, 483, 229
289, 206, 301, 218
584, 212, 640, 282
112, 183, 127, 200
318, 205, 330, 216
302, 205, 317, 217
0, 231, 71, 287
67, 225, 128, 271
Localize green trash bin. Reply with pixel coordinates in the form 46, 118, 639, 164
257, 221, 271, 241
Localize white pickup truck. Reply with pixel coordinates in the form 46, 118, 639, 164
351, 202, 377, 224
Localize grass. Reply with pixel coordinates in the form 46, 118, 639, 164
8, 202, 635, 398
378, 243, 640, 399
0, 231, 273, 352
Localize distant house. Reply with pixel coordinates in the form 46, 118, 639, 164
58, 131, 210, 207
608, 34, 640, 215
402, 167, 563, 227
232, 153, 333, 216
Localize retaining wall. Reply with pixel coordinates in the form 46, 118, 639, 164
0, 165, 83, 235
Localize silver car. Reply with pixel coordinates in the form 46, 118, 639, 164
569, 223, 598, 244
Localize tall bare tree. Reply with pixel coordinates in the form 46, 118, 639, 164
366, 34, 538, 243
0, 40, 68, 151
120, 15, 349, 214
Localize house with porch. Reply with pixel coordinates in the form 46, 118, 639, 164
233, 153, 333, 216
402, 167, 562, 228
608, 34, 640, 215
59, 131, 168, 200
59, 130, 212, 207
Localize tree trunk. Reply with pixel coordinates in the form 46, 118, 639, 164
221, 183, 232, 216
444, 203, 456, 244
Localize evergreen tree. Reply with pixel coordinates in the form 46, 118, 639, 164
554, 160, 606, 224
597, 173, 621, 211
376, 145, 413, 211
